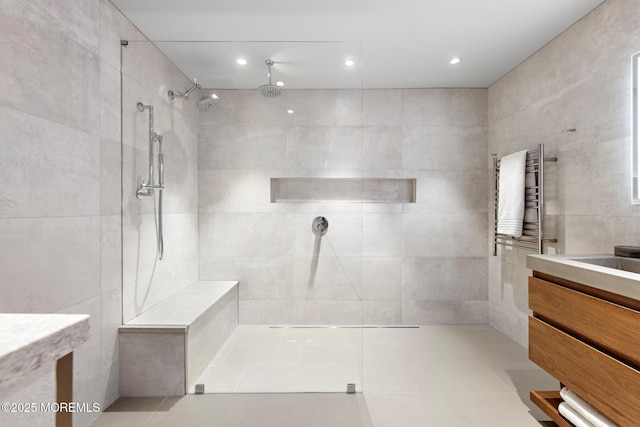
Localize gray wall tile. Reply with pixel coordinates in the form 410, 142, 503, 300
199, 88, 489, 324
487, 0, 640, 347
0, 105, 100, 218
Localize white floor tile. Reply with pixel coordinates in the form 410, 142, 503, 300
95, 325, 553, 426
220, 344, 303, 366
235, 365, 328, 392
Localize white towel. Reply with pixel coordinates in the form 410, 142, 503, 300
560, 387, 619, 427
497, 150, 528, 237
559, 402, 596, 427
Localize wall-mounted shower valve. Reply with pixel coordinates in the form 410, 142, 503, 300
136, 182, 153, 199
312, 216, 329, 237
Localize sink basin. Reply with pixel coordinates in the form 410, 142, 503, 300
569, 257, 640, 275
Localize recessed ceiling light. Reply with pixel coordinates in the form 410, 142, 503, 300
449, 57, 461, 65
287, 109, 294, 114
236, 58, 247, 65
344, 59, 355, 67
276, 81, 284, 87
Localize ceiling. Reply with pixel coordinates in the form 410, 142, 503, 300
111, 0, 605, 90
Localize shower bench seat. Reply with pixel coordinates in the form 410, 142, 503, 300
118, 280, 238, 397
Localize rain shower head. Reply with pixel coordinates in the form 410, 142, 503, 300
197, 94, 219, 112
258, 59, 281, 97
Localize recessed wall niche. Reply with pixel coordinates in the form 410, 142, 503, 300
270, 178, 417, 203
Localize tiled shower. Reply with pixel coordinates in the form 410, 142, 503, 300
5, 0, 640, 423
197, 86, 489, 325
121, 40, 490, 328
120, 39, 489, 394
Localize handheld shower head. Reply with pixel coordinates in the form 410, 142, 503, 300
258, 60, 281, 97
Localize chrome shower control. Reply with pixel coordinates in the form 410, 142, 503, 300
312, 216, 329, 237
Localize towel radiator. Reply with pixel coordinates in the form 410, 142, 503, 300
492, 144, 557, 255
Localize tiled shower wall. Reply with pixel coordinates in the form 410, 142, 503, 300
198, 88, 489, 324
0, 0, 143, 425
121, 42, 199, 323
488, 0, 640, 347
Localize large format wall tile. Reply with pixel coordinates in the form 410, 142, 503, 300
402, 89, 487, 127
101, 138, 121, 216
403, 213, 488, 258
362, 257, 402, 300
362, 126, 403, 170
363, 90, 402, 126
0, 1, 166, 423
0, 105, 100, 218
199, 88, 489, 324
406, 170, 488, 214
98, 0, 146, 68
101, 215, 122, 293
122, 213, 198, 322
402, 257, 488, 301
0, 0, 100, 134
285, 90, 362, 126
0, 216, 101, 313
286, 126, 362, 170
199, 125, 286, 170
487, 0, 640, 347
100, 60, 122, 143
402, 300, 488, 324
199, 257, 289, 299
199, 213, 288, 258
402, 126, 487, 171
199, 169, 285, 213
23, 0, 100, 52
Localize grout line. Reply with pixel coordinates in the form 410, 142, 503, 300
141, 396, 167, 426
233, 366, 247, 392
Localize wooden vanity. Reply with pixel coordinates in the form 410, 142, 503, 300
527, 254, 640, 427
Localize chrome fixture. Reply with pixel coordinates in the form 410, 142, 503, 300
197, 93, 219, 111
136, 102, 157, 199
308, 216, 328, 288
169, 77, 219, 111
136, 102, 165, 260
258, 60, 281, 97
168, 77, 201, 100
312, 216, 329, 237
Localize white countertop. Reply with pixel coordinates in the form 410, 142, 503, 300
527, 254, 640, 301
0, 313, 90, 390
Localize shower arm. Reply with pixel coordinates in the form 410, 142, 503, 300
168, 77, 200, 100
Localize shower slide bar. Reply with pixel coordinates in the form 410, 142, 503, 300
136, 102, 164, 260
492, 144, 557, 255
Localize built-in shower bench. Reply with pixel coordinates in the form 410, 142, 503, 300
118, 280, 238, 396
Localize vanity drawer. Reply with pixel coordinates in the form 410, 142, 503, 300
529, 276, 640, 366
529, 316, 640, 426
